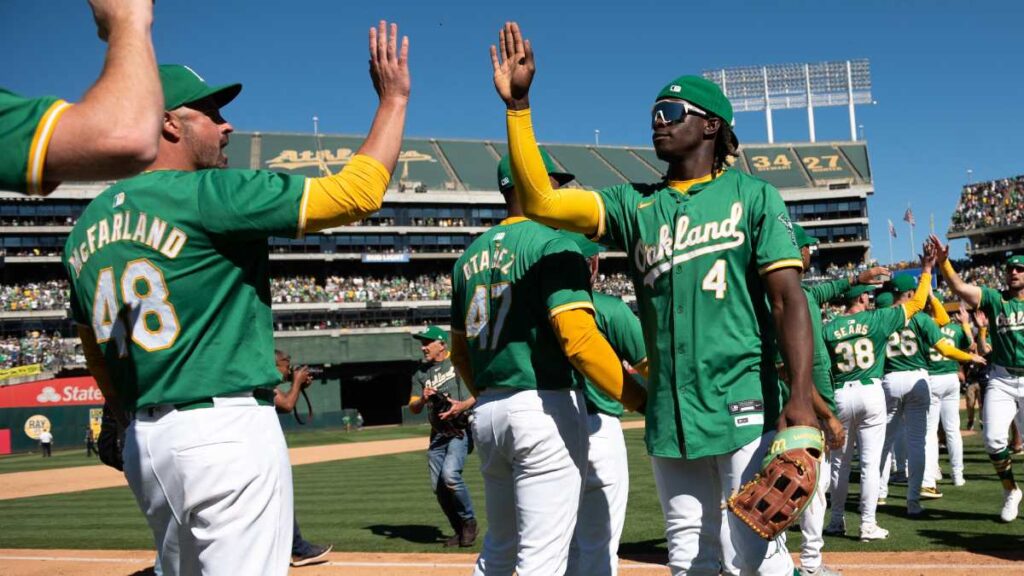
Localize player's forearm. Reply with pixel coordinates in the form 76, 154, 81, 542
900, 272, 932, 320
808, 278, 851, 306
449, 331, 477, 396
938, 260, 983, 308
768, 271, 814, 407
551, 309, 646, 412
810, 386, 832, 421
305, 155, 392, 231
930, 294, 951, 326
934, 340, 974, 363
979, 326, 991, 354
46, 18, 161, 182
77, 325, 127, 426
507, 109, 602, 236
357, 96, 408, 175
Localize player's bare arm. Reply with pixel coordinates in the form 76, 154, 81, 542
492, 22, 603, 236
856, 266, 891, 286
764, 267, 817, 429
929, 234, 983, 308
45, 0, 162, 185
76, 324, 129, 427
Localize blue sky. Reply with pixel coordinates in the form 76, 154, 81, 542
3, 0, 1021, 262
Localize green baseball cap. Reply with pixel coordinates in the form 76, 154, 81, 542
497, 147, 574, 193
845, 284, 876, 300
886, 274, 918, 294
560, 231, 605, 259
412, 325, 448, 344
159, 64, 241, 111
874, 291, 895, 308
792, 224, 819, 249
657, 75, 734, 124
1007, 255, 1024, 268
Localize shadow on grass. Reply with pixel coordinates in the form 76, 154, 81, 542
916, 529, 1024, 559
619, 539, 668, 564
365, 524, 445, 544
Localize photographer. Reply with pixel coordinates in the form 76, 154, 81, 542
408, 326, 477, 547
274, 350, 333, 567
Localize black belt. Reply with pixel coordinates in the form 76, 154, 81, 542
144, 388, 276, 417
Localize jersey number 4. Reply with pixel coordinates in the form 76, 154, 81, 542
92, 259, 181, 356
465, 283, 511, 350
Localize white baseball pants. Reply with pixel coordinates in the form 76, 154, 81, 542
924, 373, 964, 487
799, 431, 833, 570
982, 365, 1024, 454
123, 394, 293, 576
567, 412, 629, 576
882, 369, 930, 507
653, 432, 794, 576
471, 388, 588, 576
829, 380, 887, 527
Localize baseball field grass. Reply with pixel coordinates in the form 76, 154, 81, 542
0, 424, 431, 475
0, 425, 1020, 555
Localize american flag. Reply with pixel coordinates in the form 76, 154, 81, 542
903, 207, 916, 226
888, 219, 897, 238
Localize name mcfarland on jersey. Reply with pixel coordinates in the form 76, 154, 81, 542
67, 208, 188, 278
635, 202, 745, 287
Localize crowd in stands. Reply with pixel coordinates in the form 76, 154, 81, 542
0, 332, 79, 372
1, 281, 69, 312
950, 175, 1024, 232
271, 274, 453, 304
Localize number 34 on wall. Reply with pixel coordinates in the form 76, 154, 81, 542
749, 154, 842, 172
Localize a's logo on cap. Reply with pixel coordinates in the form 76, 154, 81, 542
669, 85, 682, 93
181, 65, 205, 82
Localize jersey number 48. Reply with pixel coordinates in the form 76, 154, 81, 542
92, 259, 180, 356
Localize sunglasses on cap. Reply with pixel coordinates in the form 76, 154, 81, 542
652, 99, 708, 129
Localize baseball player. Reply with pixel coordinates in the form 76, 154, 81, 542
964, 308, 990, 431
273, 350, 334, 567
557, 231, 648, 576
822, 259, 934, 542
63, 21, 409, 576
2, 0, 162, 195
785, 225, 888, 575
923, 298, 975, 490
449, 149, 646, 576
876, 274, 982, 517
930, 235, 1024, 522
407, 325, 478, 549
491, 22, 818, 575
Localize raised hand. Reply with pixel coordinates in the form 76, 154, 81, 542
928, 234, 949, 265
369, 21, 410, 103
857, 266, 891, 285
974, 308, 989, 328
921, 240, 937, 271
490, 21, 535, 108
89, 0, 154, 41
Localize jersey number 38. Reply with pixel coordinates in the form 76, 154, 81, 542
91, 259, 181, 356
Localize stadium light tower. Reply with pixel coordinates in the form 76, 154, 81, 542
703, 59, 872, 143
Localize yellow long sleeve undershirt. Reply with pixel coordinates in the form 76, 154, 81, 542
900, 272, 933, 321
550, 308, 647, 412
507, 109, 605, 237
934, 339, 974, 363
301, 154, 392, 234
930, 294, 951, 326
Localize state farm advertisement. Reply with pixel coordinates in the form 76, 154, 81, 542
0, 376, 104, 408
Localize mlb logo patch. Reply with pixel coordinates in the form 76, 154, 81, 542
113, 192, 125, 207
669, 85, 682, 93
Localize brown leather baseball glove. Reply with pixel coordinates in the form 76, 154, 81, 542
727, 426, 824, 540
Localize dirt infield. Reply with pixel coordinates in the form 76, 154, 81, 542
1, 549, 1022, 575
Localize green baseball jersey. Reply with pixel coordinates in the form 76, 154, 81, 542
928, 322, 969, 375
64, 169, 308, 410
0, 88, 71, 195
596, 168, 803, 459
800, 279, 852, 415
411, 356, 472, 404
585, 292, 648, 417
825, 307, 906, 384
884, 312, 945, 373
980, 287, 1024, 369
451, 217, 593, 391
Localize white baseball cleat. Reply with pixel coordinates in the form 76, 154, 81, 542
953, 474, 966, 487
1000, 488, 1022, 523
799, 565, 843, 576
859, 522, 889, 542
